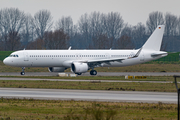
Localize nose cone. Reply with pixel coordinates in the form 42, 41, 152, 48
3, 58, 8, 65
3, 58, 11, 66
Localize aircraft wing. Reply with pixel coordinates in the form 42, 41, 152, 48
87, 58, 124, 63
78, 58, 125, 67
63, 58, 125, 68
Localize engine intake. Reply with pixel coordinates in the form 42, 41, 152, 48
71, 62, 88, 73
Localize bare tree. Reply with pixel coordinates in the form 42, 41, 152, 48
164, 12, 178, 36
146, 11, 164, 34
6, 31, 21, 51
55, 16, 74, 37
104, 12, 124, 40
77, 12, 124, 49
121, 24, 133, 37
89, 12, 104, 38
26, 38, 44, 49
78, 13, 91, 48
177, 17, 180, 36
0, 8, 26, 50
130, 23, 146, 48
115, 35, 134, 49
32, 10, 53, 40
44, 29, 69, 49
21, 14, 35, 47
91, 33, 113, 49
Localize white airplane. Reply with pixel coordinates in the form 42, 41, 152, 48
3, 25, 167, 75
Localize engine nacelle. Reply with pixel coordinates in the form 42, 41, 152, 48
48, 67, 66, 72
71, 62, 88, 73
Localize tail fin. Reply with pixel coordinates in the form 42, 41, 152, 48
142, 25, 165, 51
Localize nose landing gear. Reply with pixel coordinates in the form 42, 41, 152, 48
21, 67, 25, 75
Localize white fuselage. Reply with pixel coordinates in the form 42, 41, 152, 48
3, 49, 167, 68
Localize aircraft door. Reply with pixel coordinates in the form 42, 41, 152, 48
24, 52, 29, 61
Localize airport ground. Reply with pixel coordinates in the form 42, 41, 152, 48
0, 61, 179, 119
0, 98, 177, 120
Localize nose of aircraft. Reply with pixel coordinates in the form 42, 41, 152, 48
3, 58, 7, 65
3, 58, 10, 65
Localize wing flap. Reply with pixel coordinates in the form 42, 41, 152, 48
87, 58, 125, 63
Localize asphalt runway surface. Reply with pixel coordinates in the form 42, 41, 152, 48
0, 72, 180, 76
0, 88, 177, 103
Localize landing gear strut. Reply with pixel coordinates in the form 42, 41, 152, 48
90, 70, 97, 75
21, 67, 25, 75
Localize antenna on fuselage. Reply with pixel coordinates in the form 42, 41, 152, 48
68, 46, 71, 50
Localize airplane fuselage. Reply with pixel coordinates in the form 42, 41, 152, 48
4, 49, 166, 68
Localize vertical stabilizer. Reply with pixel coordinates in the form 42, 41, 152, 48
142, 25, 165, 51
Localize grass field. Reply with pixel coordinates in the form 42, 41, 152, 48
0, 80, 177, 92
0, 75, 175, 81
0, 98, 177, 120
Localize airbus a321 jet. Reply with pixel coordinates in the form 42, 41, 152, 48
3, 25, 167, 75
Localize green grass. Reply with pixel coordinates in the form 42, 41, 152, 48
0, 75, 175, 82
0, 80, 177, 92
0, 98, 177, 120
0, 51, 13, 61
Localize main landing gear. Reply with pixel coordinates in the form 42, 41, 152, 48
21, 67, 25, 75
75, 70, 97, 76
90, 70, 97, 75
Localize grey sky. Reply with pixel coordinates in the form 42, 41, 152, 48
0, 0, 180, 25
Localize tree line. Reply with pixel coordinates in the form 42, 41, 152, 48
0, 8, 180, 52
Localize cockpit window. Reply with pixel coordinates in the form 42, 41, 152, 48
9, 54, 19, 57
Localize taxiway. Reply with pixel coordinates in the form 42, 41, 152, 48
0, 88, 177, 103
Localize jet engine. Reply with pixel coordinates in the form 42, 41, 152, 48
71, 62, 88, 73
48, 67, 67, 72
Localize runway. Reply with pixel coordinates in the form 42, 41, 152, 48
0, 88, 177, 104
0, 72, 180, 76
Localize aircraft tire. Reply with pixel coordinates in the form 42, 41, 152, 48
21, 72, 25, 75
90, 70, 97, 75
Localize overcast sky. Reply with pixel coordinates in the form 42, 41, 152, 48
0, 0, 180, 26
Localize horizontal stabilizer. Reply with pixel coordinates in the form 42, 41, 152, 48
151, 52, 168, 57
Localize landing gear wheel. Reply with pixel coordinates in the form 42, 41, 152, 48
90, 70, 97, 75
20, 67, 25, 75
21, 72, 25, 75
